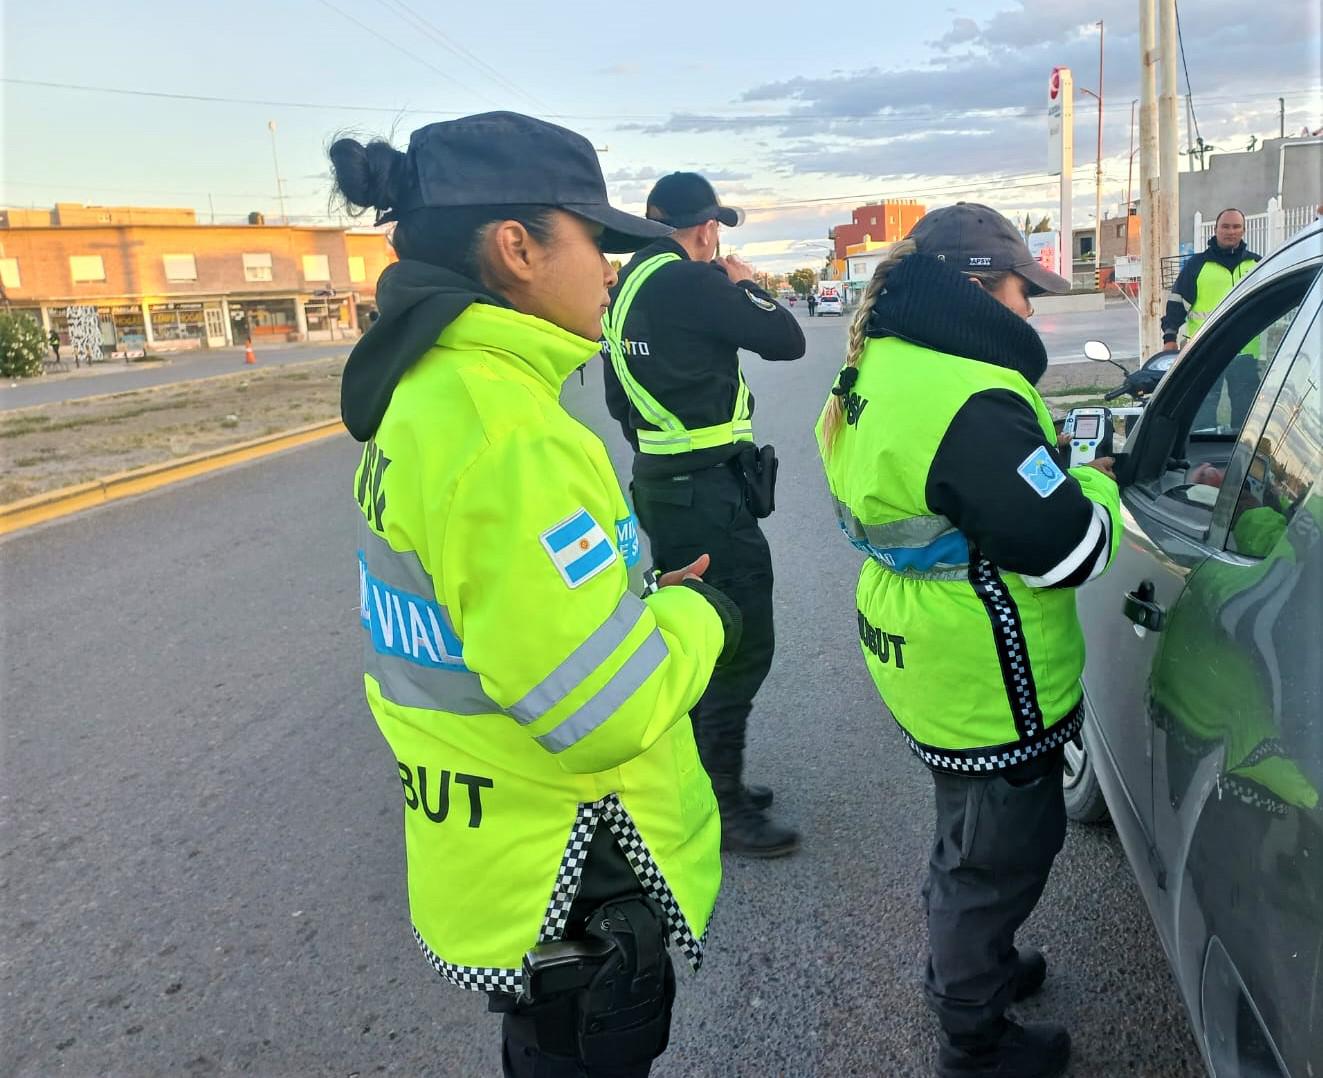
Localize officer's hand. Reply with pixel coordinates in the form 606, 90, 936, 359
1086, 456, 1117, 480
1163, 340, 1180, 352
659, 554, 709, 587
717, 255, 757, 284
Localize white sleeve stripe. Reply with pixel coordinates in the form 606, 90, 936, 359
1021, 502, 1109, 588
1082, 507, 1114, 582
1165, 289, 1190, 311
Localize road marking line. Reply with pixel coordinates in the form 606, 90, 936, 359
0, 419, 346, 536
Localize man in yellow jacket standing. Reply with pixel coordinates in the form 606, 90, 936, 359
330, 112, 739, 1076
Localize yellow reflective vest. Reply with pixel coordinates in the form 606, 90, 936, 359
353, 302, 725, 993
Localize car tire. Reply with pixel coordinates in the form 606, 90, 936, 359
1063, 731, 1110, 823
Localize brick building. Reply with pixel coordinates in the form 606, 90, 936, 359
828, 199, 926, 260
0, 203, 395, 353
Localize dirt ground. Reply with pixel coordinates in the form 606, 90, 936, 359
0, 357, 1109, 506
0, 358, 344, 504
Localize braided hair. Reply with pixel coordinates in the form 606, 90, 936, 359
820, 239, 916, 452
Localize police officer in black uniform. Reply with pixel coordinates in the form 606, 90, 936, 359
602, 172, 806, 857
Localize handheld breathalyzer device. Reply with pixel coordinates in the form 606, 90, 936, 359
1063, 407, 1113, 468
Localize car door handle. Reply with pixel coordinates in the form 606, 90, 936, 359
1123, 580, 1165, 632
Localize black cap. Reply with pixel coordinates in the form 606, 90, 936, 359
645, 173, 745, 229
907, 203, 1072, 295
381, 111, 672, 253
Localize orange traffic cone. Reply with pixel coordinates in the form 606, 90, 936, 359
244, 340, 257, 365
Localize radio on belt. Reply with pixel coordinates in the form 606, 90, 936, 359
1062, 407, 1113, 468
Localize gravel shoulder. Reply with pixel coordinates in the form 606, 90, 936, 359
0, 357, 344, 504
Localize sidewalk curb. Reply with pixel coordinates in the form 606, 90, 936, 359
0, 419, 346, 536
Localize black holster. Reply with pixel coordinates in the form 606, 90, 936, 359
735, 442, 778, 518
515, 895, 674, 1070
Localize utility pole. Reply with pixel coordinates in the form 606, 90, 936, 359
1093, 21, 1104, 284
1126, 98, 1137, 256
268, 120, 289, 226
1138, 0, 1165, 358
1159, 0, 1180, 262
1279, 97, 1285, 138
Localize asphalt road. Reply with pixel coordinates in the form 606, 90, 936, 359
0, 317, 1202, 1076
0, 300, 1141, 413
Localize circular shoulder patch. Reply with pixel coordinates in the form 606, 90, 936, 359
744, 289, 778, 312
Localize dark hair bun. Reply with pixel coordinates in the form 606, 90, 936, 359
329, 137, 407, 213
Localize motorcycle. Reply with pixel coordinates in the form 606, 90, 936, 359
1059, 341, 1178, 470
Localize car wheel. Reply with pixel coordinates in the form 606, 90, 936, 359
1063, 732, 1110, 823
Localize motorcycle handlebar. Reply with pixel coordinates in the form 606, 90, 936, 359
1103, 385, 1130, 401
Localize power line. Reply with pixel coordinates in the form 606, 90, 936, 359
374, 0, 548, 110
1174, 0, 1202, 143
3, 76, 1318, 127
314, 0, 496, 107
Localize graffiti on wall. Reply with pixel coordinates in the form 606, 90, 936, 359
66, 306, 102, 367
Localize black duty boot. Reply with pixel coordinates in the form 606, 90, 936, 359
1012, 947, 1047, 1001
744, 783, 774, 810
936, 1019, 1071, 1078
711, 775, 799, 858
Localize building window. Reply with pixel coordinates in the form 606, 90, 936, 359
243, 252, 273, 282
348, 255, 367, 283
163, 254, 197, 282
0, 258, 19, 289
1116, 223, 1125, 238
69, 255, 106, 283
869, 216, 877, 225
302, 254, 331, 282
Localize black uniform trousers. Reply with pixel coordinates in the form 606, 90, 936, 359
630, 461, 775, 780
922, 746, 1067, 1038
496, 827, 675, 1077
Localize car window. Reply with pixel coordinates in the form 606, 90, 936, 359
1131, 271, 1318, 535
1228, 314, 1322, 558
1188, 298, 1304, 438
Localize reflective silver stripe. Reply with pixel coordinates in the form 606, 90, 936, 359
358, 519, 503, 715
831, 496, 960, 550
509, 593, 649, 725
535, 630, 668, 753
1165, 290, 1191, 312
365, 646, 504, 715
360, 519, 438, 603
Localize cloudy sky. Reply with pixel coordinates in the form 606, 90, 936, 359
3, 0, 1319, 271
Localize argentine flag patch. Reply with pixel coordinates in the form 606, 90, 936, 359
540, 508, 617, 588
1017, 445, 1066, 498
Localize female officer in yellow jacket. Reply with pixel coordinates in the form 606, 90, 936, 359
330, 112, 738, 1077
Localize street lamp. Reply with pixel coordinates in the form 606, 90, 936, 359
268, 120, 289, 226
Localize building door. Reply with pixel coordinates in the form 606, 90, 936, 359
204, 307, 227, 347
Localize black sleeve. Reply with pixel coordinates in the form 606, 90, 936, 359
600, 341, 639, 450
925, 390, 1113, 588
1161, 255, 1201, 342
668, 264, 806, 361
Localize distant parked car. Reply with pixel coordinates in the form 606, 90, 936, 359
816, 292, 843, 316
1068, 222, 1322, 1078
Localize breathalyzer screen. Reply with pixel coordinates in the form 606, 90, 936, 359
1074, 415, 1101, 439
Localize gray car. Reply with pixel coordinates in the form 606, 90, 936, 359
1066, 223, 1322, 1078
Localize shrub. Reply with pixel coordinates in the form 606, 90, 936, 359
0, 313, 47, 378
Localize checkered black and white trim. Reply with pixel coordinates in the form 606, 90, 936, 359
969, 554, 1043, 740
1220, 774, 1289, 816
599, 794, 708, 971
537, 801, 601, 943
899, 701, 1084, 775
412, 794, 708, 993
412, 925, 523, 995
1238, 737, 1287, 771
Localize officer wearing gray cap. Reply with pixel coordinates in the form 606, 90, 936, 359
816, 203, 1121, 1077
602, 172, 806, 858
